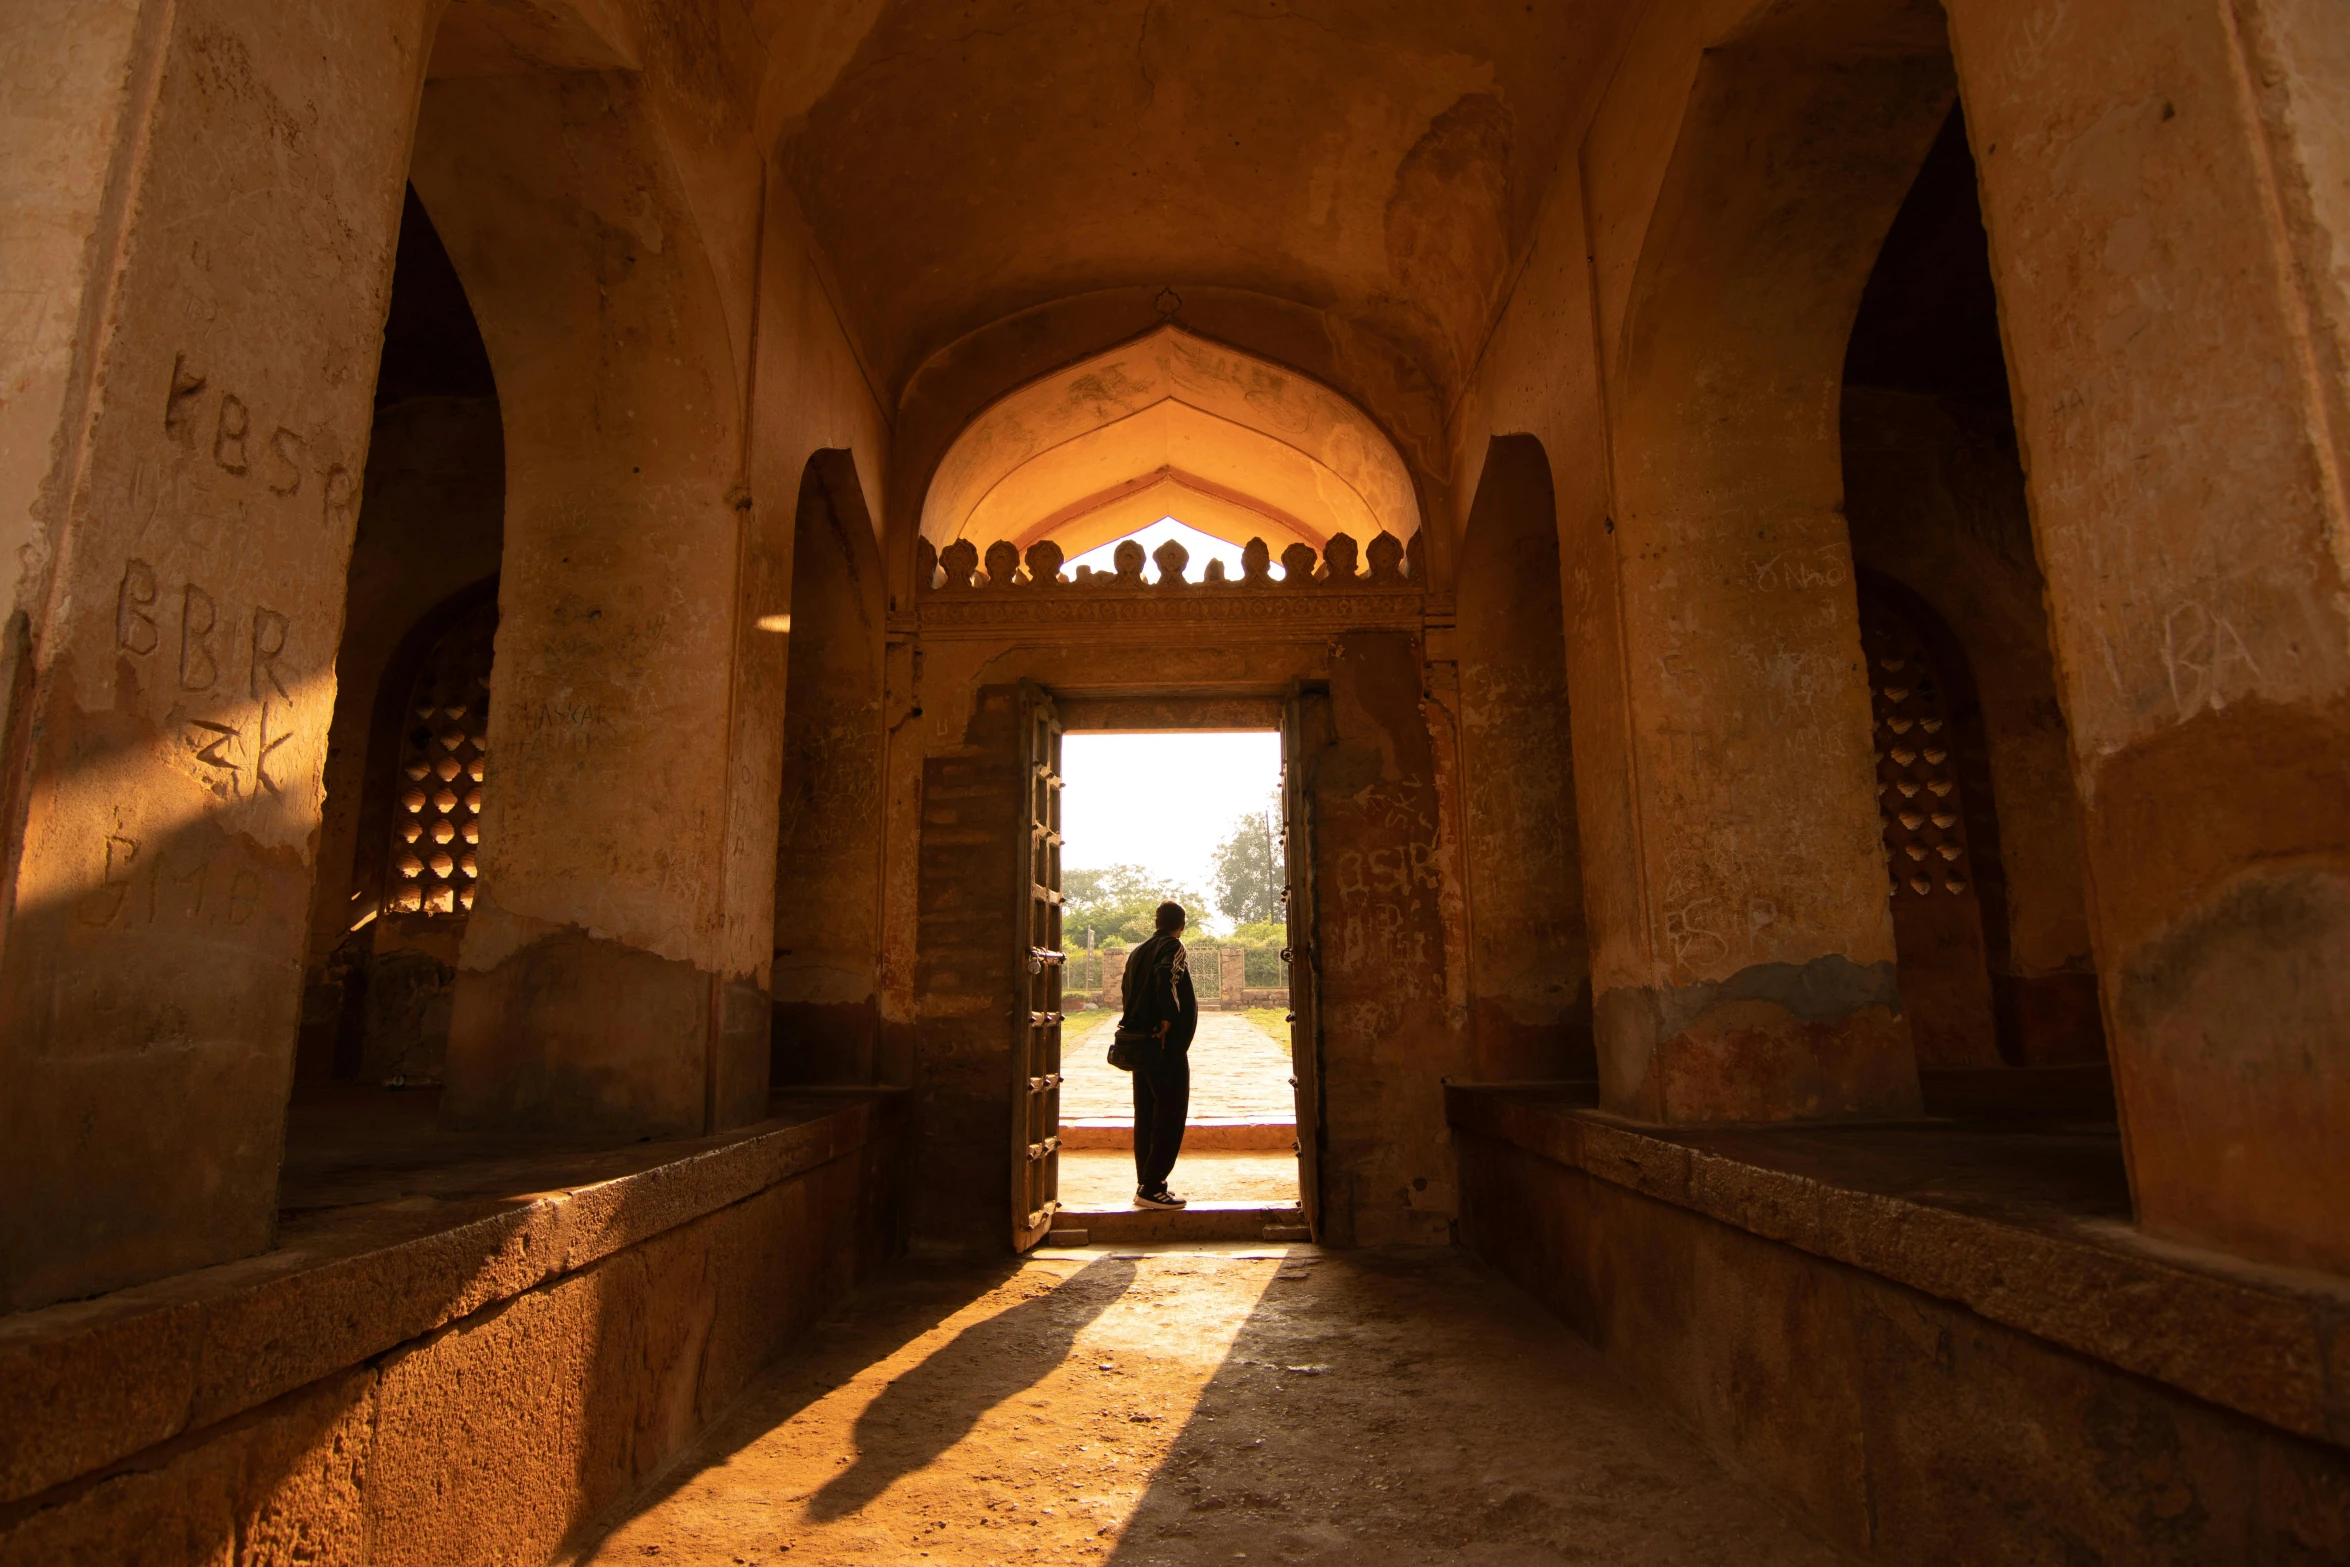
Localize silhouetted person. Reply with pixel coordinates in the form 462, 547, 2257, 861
1120, 900, 1198, 1208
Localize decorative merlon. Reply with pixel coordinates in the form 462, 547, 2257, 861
911, 530, 1429, 633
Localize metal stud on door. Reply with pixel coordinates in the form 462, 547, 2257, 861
1282, 681, 1331, 1241
1011, 683, 1067, 1251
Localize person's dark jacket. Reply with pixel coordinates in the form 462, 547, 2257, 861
1117, 931, 1198, 1052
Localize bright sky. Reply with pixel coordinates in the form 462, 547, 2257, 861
1061, 729, 1283, 935
1064, 517, 1247, 582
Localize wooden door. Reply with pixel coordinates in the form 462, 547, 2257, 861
1011, 683, 1066, 1251
1281, 683, 1331, 1239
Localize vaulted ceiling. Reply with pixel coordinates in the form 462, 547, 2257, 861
769, 0, 1632, 405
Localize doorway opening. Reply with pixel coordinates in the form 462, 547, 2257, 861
1054, 728, 1303, 1213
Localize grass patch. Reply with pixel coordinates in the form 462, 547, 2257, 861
1241, 1007, 1295, 1058
1064, 1011, 1116, 1043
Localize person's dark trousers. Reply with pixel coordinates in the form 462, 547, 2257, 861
1132, 1040, 1190, 1193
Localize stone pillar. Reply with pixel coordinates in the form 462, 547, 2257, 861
0, 0, 433, 1309
1586, 26, 1951, 1124
1312, 631, 1460, 1245
1948, 0, 2350, 1271
413, 72, 773, 1139
1101, 945, 1129, 1007
1219, 944, 1247, 1008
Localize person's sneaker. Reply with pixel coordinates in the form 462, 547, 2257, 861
1134, 1187, 1188, 1210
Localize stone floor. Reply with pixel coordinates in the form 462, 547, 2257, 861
1060, 1151, 1302, 1207
572, 1247, 1841, 1566
1062, 1015, 1297, 1125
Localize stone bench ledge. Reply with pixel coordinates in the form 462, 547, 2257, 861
0, 1091, 906, 1506
1445, 1084, 2350, 1449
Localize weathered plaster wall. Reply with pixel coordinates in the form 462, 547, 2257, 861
0, 0, 145, 646
1441, 112, 1629, 1102
0, 0, 439, 1312
1946, 0, 2350, 1271
747, 171, 890, 551
1571, 4, 1952, 1124
1310, 631, 1463, 1245
1442, 0, 2348, 1274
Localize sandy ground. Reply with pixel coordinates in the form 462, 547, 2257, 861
1062, 1016, 1297, 1124
575, 1248, 1840, 1567
1059, 1151, 1302, 1207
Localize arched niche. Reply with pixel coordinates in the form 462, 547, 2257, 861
921, 326, 1420, 559
1455, 435, 1593, 1082
773, 450, 887, 1085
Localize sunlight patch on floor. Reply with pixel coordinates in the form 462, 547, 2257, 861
578, 1254, 1283, 1565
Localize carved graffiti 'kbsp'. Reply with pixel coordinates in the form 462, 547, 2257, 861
213, 394, 250, 476
161, 351, 358, 531
268, 428, 305, 496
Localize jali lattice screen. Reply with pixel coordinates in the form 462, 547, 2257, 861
385, 604, 496, 917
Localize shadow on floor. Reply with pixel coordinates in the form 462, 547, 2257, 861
569, 1246, 1843, 1565
1098, 1249, 1842, 1565
804, 1254, 1138, 1520
562, 1251, 1141, 1557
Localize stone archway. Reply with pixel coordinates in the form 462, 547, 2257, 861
919, 326, 1423, 565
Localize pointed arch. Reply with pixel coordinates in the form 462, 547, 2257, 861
921, 327, 1420, 556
